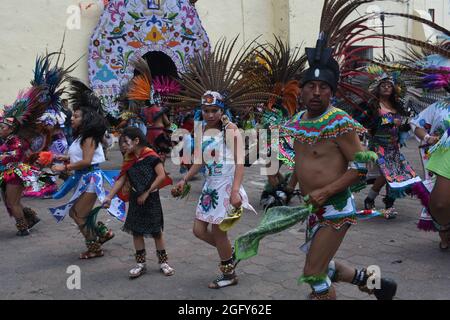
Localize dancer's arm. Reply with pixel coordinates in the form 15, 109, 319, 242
414, 127, 440, 145
137, 162, 166, 205
175, 163, 203, 191
52, 137, 96, 172
103, 175, 127, 208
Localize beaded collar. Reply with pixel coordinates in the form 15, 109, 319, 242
279, 107, 366, 144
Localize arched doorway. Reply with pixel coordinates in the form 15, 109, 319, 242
135, 51, 179, 79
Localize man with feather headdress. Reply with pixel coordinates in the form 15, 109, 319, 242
277, 0, 409, 297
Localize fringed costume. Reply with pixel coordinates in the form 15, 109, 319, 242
48, 79, 125, 258
0, 86, 48, 235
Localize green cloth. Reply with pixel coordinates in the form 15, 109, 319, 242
82, 206, 102, 235
354, 151, 378, 163
323, 188, 352, 211
427, 149, 450, 180
298, 274, 328, 285
234, 205, 312, 261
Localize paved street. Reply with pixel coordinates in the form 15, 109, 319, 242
1, 138, 449, 300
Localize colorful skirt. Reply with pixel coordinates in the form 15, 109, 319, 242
370, 144, 422, 198
301, 191, 381, 253
196, 175, 256, 225
49, 166, 125, 223
0, 163, 40, 187
23, 174, 58, 198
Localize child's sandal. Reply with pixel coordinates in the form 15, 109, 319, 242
129, 263, 147, 279
160, 262, 175, 276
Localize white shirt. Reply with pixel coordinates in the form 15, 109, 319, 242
68, 137, 105, 165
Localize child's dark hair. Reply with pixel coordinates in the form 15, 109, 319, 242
122, 126, 147, 147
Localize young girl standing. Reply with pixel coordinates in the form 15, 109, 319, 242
103, 127, 174, 278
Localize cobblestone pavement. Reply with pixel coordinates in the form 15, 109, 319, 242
1, 139, 449, 300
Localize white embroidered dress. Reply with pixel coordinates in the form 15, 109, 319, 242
195, 127, 256, 224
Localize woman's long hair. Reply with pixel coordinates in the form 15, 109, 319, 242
371, 82, 409, 116
72, 107, 107, 147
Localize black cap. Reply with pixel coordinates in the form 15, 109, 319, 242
300, 33, 340, 92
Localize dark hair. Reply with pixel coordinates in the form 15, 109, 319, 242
371, 82, 408, 116
122, 126, 147, 147
73, 107, 107, 147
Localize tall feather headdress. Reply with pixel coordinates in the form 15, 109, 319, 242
1, 86, 48, 136
167, 36, 274, 116
304, 0, 382, 112
67, 78, 104, 115
368, 15, 450, 113
246, 36, 306, 117
127, 57, 161, 105
33, 49, 78, 126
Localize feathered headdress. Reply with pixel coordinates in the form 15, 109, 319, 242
365, 64, 406, 97
0, 86, 47, 134
32, 51, 75, 111
370, 17, 450, 113
167, 36, 273, 117
67, 78, 104, 115
127, 57, 161, 105
153, 75, 182, 96
33, 49, 77, 126
246, 36, 306, 117
301, 0, 381, 112
422, 66, 450, 91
